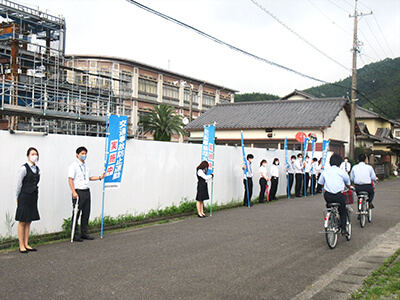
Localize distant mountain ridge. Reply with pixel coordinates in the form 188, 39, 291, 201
302, 57, 400, 120
235, 57, 400, 120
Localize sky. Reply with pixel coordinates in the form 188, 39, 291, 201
10, 0, 400, 96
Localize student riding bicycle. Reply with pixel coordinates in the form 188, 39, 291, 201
350, 154, 378, 209
318, 154, 353, 236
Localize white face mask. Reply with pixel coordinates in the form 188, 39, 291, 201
30, 155, 38, 163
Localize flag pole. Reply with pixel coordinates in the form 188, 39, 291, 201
284, 137, 290, 199
241, 131, 250, 207
210, 122, 216, 216
100, 114, 110, 239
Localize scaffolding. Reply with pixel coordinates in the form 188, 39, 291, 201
0, 0, 132, 136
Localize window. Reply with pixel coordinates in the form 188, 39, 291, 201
138, 78, 157, 95
184, 89, 199, 103
120, 70, 132, 98
202, 94, 215, 106
163, 84, 179, 100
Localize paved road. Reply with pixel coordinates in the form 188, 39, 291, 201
1, 179, 399, 299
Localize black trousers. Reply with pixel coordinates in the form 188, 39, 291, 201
295, 173, 303, 197
71, 189, 91, 238
304, 172, 310, 195
287, 173, 294, 197
243, 178, 253, 206
259, 178, 267, 203
324, 191, 347, 229
355, 184, 375, 204
311, 174, 317, 195
270, 177, 278, 200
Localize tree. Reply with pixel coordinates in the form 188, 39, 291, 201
139, 104, 187, 141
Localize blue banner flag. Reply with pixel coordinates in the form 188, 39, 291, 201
104, 114, 128, 189
303, 137, 309, 158
284, 137, 289, 169
201, 125, 216, 175
321, 140, 330, 167
241, 131, 248, 174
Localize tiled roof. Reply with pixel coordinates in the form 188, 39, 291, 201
375, 128, 400, 145
185, 98, 348, 130
355, 106, 382, 119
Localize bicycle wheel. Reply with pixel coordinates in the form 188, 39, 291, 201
359, 199, 366, 228
346, 217, 352, 241
325, 213, 338, 249
368, 203, 372, 223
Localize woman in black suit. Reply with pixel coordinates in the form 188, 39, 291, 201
15, 147, 41, 253
195, 161, 213, 218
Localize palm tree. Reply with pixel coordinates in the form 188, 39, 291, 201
139, 104, 187, 141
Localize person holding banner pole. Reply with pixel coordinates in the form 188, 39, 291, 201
195, 161, 213, 218
68, 146, 105, 242
243, 154, 254, 207
294, 153, 304, 197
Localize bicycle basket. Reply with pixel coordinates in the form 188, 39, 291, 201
343, 189, 354, 205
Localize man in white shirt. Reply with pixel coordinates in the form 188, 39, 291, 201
318, 154, 353, 235
340, 157, 351, 174
242, 154, 254, 207
350, 154, 378, 208
294, 153, 304, 197
68, 146, 105, 242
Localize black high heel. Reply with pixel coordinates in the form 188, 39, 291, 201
19, 249, 28, 254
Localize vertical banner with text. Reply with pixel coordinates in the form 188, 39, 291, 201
201, 125, 215, 175
104, 114, 128, 189
321, 140, 330, 168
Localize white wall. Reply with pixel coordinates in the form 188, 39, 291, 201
0, 131, 308, 237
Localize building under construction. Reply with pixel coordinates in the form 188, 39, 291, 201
0, 0, 237, 138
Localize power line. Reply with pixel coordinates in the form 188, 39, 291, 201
328, 0, 350, 13
250, 0, 350, 72
125, 0, 329, 84
359, 28, 382, 61
372, 14, 395, 57
363, 17, 388, 58
307, 0, 352, 36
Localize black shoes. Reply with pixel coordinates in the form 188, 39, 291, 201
369, 203, 375, 209
81, 235, 94, 240
26, 247, 37, 252
73, 237, 83, 242
19, 249, 28, 254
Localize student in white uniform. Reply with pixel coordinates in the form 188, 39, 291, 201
269, 158, 280, 201
258, 159, 269, 203
287, 155, 296, 197
242, 154, 254, 207
340, 157, 351, 174
294, 153, 304, 197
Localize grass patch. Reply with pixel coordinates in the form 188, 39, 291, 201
350, 248, 400, 299
1, 197, 244, 251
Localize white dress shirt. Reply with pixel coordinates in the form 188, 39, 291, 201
270, 164, 279, 177
318, 166, 350, 194
68, 158, 91, 190
350, 162, 377, 184
304, 160, 312, 173
340, 161, 351, 173
294, 159, 304, 174
259, 165, 268, 179
243, 161, 253, 179
197, 169, 212, 181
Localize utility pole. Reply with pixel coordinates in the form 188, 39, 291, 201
349, 0, 372, 159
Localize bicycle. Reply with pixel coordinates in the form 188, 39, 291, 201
324, 202, 352, 249
356, 191, 372, 228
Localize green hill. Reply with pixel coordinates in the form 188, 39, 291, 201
235, 57, 400, 120
303, 57, 400, 120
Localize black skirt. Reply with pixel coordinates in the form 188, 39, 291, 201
15, 191, 40, 222
196, 180, 209, 201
